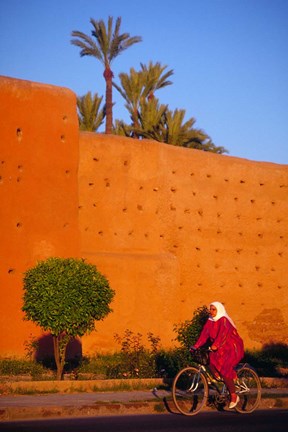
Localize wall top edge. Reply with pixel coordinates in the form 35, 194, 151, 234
80, 132, 288, 170
0, 75, 76, 98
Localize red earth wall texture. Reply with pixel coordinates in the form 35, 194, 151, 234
1, 76, 287, 357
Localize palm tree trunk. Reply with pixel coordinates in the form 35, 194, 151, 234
103, 67, 114, 134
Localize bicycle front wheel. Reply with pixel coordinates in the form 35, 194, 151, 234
235, 366, 261, 414
172, 366, 209, 416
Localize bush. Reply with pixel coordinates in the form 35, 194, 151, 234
110, 329, 161, 378
244, 343, 288, 377
173, 305, 209, 350
0, 358, 50, 380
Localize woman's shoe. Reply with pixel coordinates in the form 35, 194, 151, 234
229, 394, 240, 409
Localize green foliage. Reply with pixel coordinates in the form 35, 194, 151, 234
173, 305, 210, 350
110, 329, 161, 378
244, 343, 288, 377
22, 257, 115, 337
77, 91, 105, 131
22, 257, 115, 379
71, 16, 142, 134
0, 358, 48, 379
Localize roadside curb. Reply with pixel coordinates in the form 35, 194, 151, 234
1, 395, 288, 421
0, 377, 287, 421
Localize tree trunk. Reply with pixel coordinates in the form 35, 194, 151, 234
103, 67, 114, 134
53, 334, 68, 380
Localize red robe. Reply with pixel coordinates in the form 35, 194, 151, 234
194, 317, 244, 379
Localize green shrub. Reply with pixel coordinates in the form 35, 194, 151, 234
0, 358, 49, 379
173, 305, 209, 350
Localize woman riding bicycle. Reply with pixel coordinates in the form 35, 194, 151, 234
190, 301, 244, 409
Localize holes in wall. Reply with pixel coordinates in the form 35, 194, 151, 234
195, 247, 201, 251
255, 266, 260, 271
172, 170, 176, 174
153, 187, 159, 191
139, 185, 143, 190
16, 128, 22, 141
18, 165, 23, 172
65, 170, 70, 176
178, 226, 183, 230
259, 182, 264, 186
98, 231, 103, 236
170, 205, 176, 211
16, 176, 21, 182
250, 199, 255, 204
16, 222, 22, 228
137, 204, 143, 211
88, 182, 94, 186
104, 178, 110, 187
184, 208, 190, 214
197, 209, 203, 216
8, 268, 15, 274
122, 208, 127, 212
240, 180, 245, 184
144, 232, 149, 238
170, 187, 177, 192
0, 176, 2, 184
213, 195, 218, 200
271, 201, 276, 205
236, 249, 242, 254
206, 174, 211, 178
123, 160, 129, 166
60, 135, 65, 143
258, 233, 263, 238
93, 157, 99, 162
62, 115, 68, 123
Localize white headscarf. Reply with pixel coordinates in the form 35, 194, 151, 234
209, 301, 237, 328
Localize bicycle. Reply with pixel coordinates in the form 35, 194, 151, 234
172, 348, 261, 416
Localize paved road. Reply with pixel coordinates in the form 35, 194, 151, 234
1, 409, 287, 432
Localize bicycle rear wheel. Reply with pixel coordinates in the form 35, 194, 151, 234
172, 366, 208, 416
235, 366, 261, 413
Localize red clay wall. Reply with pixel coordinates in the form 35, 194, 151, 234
79, 133, 288, 353
0, 76, 287, 358
0, 76, 80, 356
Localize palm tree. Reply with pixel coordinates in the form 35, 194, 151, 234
113, 62, 173, 133
118, 97, 228, 154
77, 91, 105, 132
71, 16, 142, 134
140, 61, 173, 100
113, 67, 148, 133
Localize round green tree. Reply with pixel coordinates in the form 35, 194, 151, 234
22, 257, 115, 380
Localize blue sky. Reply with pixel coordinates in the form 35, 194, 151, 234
1, 0, 287, 164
